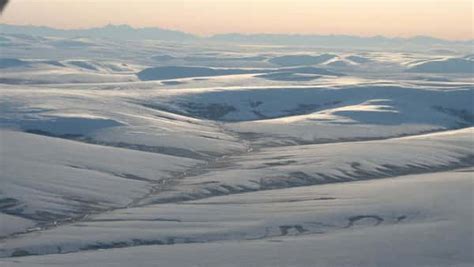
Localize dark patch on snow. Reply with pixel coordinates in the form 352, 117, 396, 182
345, 215, 384, 228
0, 198, 20, 210
161, 80, 185, 85
279, 225, 308, 235
432, 106, 474, 124
181, 102, 238, 120
10, 250, 37, 257
264, 160, 298, 166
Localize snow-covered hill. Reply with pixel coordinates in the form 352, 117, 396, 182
0, 33, 473, 266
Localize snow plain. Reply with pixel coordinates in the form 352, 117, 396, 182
0, 31, 473, 266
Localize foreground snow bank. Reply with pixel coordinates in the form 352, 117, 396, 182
1, 169, 472, 266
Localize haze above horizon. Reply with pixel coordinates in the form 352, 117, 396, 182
1, 0, 473, 40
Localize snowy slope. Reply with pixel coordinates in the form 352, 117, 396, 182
1, 33, 473, 266
407, 57, 474, 73
0, 87, 247, 158
142, 128, 474, 203
1, 169, 472, 266
0, 130, 202, 236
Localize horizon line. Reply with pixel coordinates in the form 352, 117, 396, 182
1, 23, 473, 42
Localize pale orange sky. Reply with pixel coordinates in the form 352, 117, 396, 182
1, 0, 473, 40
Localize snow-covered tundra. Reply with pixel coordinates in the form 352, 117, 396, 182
0, 26, 473, 266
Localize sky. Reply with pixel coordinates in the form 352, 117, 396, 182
1, 0, 473, 40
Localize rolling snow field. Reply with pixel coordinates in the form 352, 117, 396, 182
0, 29, 473, 266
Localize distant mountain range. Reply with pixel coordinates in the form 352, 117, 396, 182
209, 33, 473, 47
0, 24, 195, 41
1, 23, 472, 47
